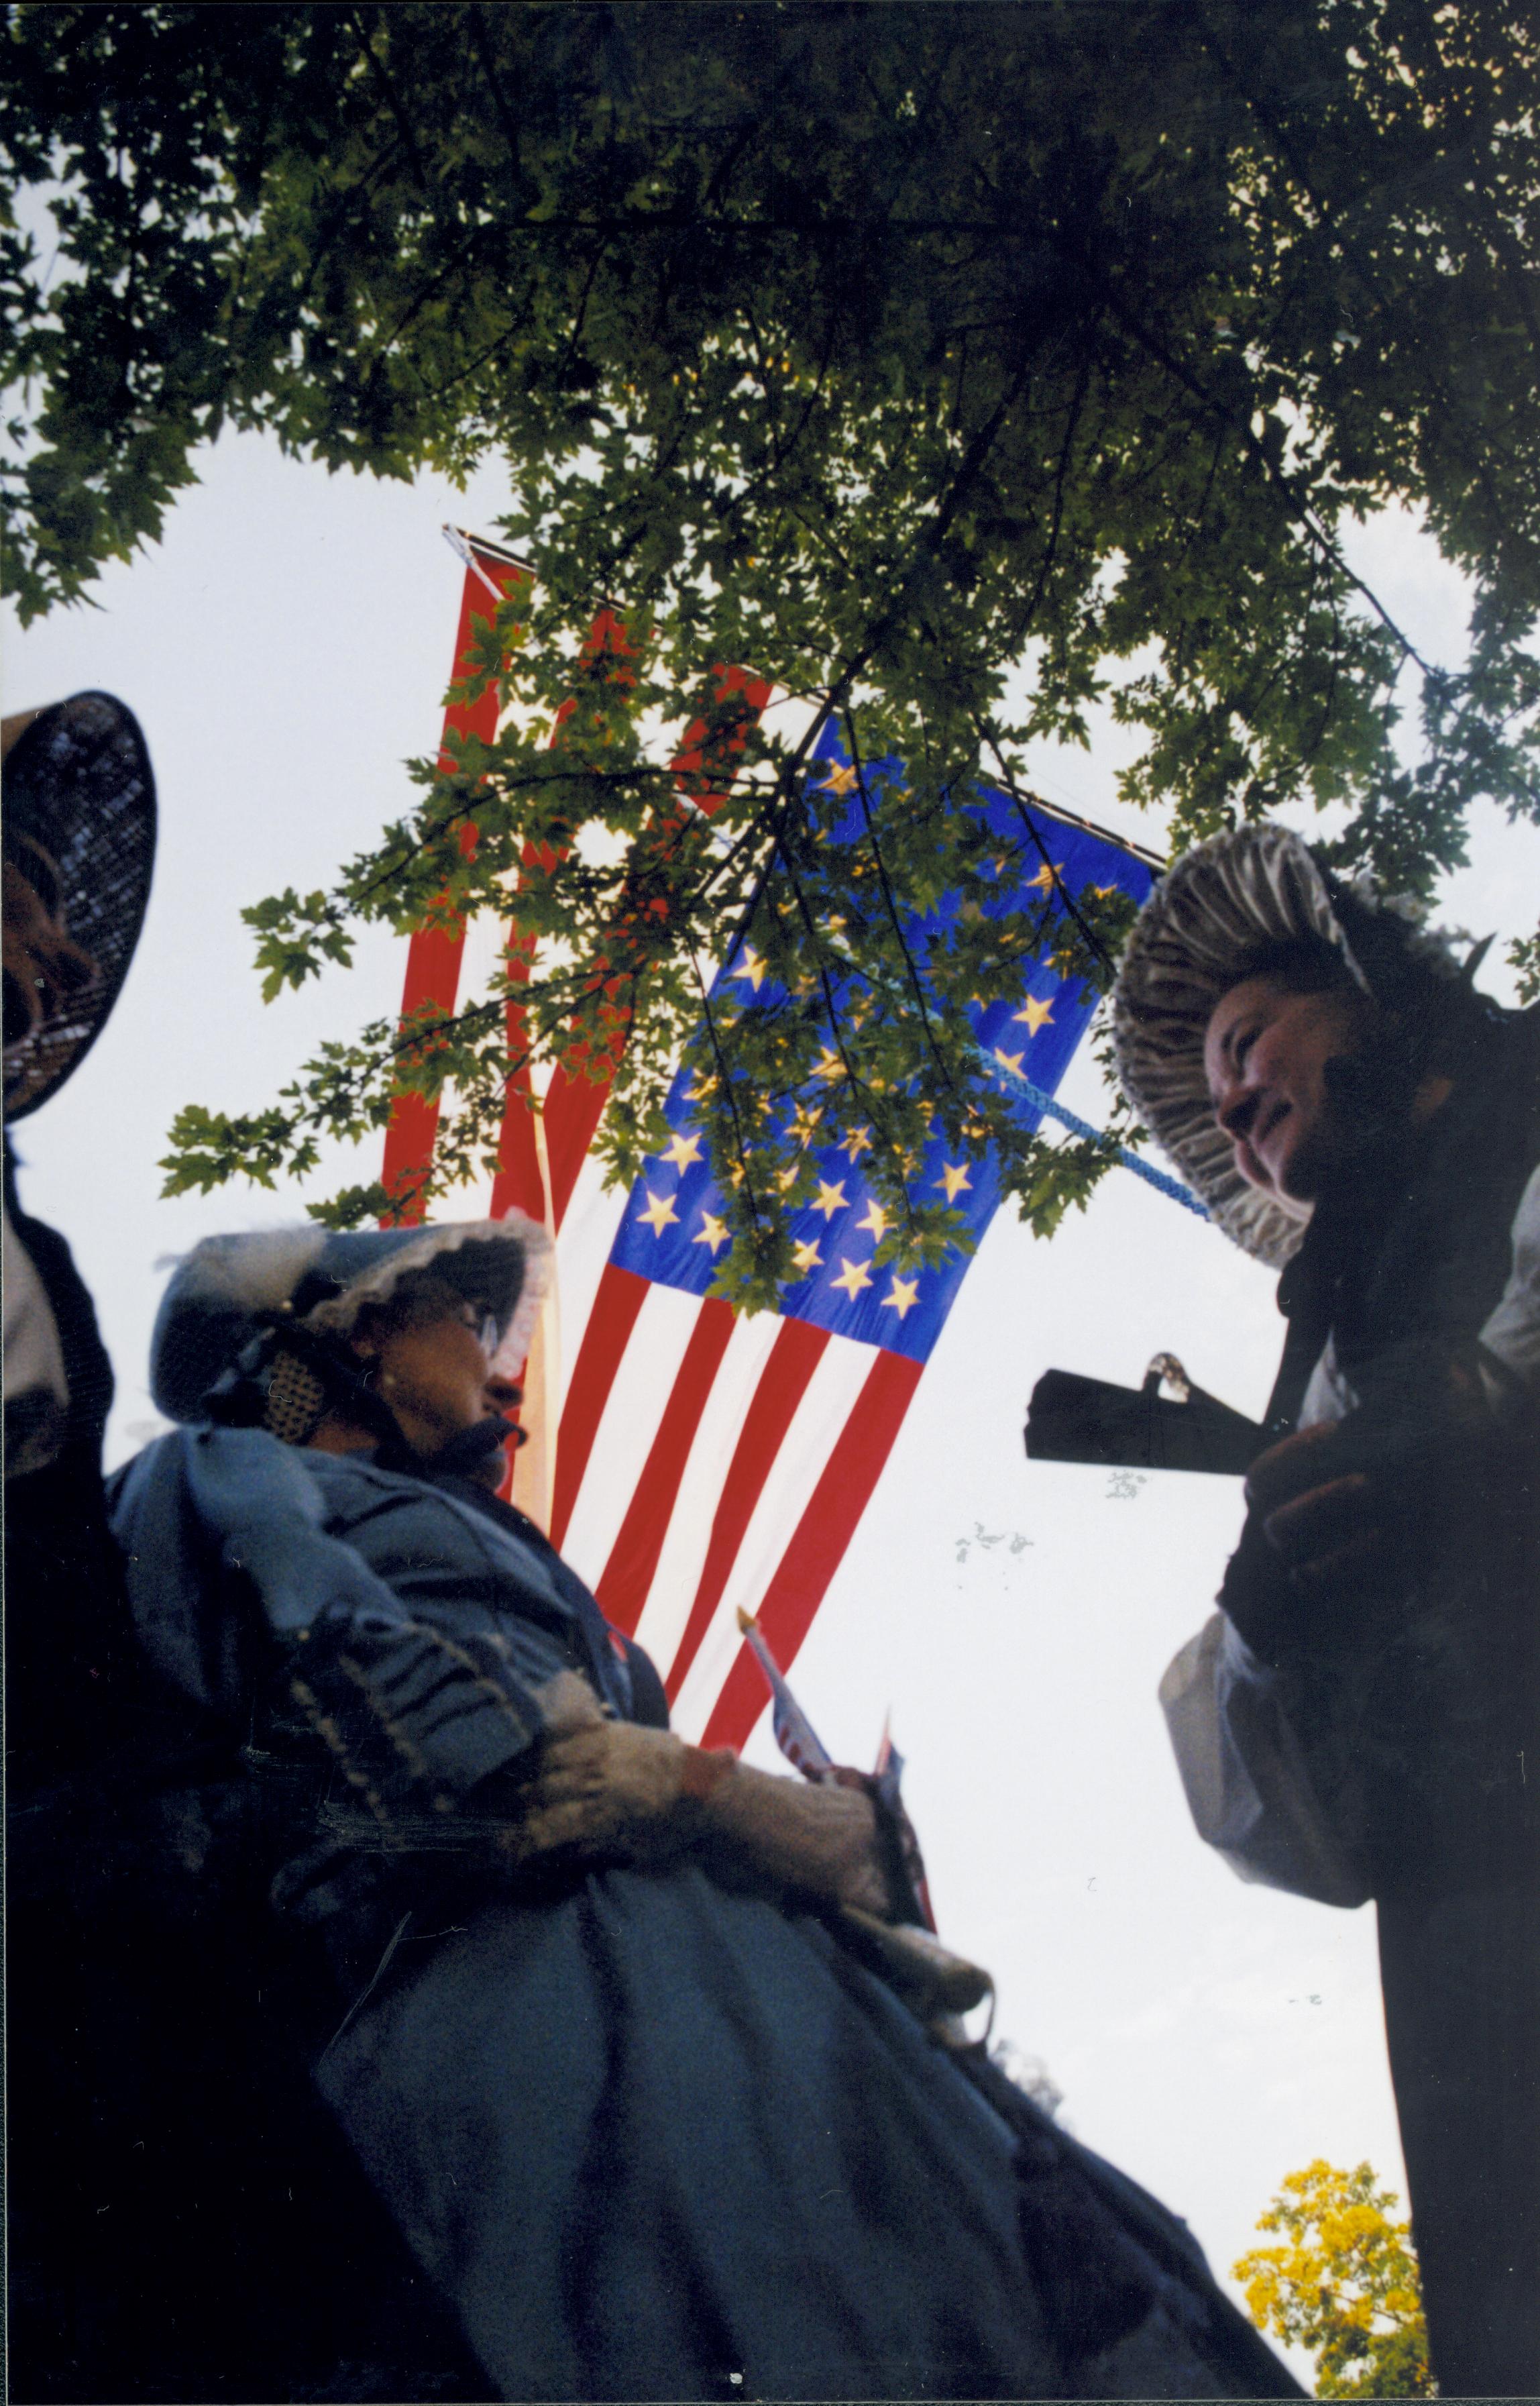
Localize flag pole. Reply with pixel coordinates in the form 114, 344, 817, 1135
735, 1608, 836, 1783
441, 522, 533, 586
999, 786, 1166, 873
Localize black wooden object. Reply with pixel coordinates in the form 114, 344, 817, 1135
1025, 1357, 1264, 1477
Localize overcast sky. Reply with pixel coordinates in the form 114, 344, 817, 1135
8, 428, 1538, 2370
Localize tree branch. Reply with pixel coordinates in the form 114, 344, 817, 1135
841, 706, 956, 1096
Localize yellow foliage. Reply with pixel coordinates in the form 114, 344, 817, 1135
1233, 2160, 1433, 2397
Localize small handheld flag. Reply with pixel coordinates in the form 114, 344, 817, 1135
873, 1710, 938, 1934
736, 1606, 836, 1783
738, 1617, 940, 1932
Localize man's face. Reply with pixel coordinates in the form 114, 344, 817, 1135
1203, 974, 1370, 1205
355, 1302, 521, 1463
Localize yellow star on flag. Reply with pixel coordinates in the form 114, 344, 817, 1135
813, 1179, 848, 1220
791, 1237, 823, 1275
692, 1211, 729, 1255
1013, 994, 1056, 1037
818, 762, 860, 796
881, 1275, 920, 1320
840, 1126, 874, 1161
993, 1046, 1026, 1080
1025, 861, 1064, 894
661, 1130, 704, 1172
775, 1163, 801, 1193
685, 1074, 718, 1103
732, 946, 767, 992
936, 1161, 973, 1203
788, 1103, 823, 1147
637, 1188, 679, 1236
856, 1200, 889, 1241
830, 1255, 873, 1300
812, 1047, 844, 1084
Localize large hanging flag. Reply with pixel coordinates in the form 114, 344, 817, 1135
551, 762, 1152, 1750
389, 533, 1153, 1748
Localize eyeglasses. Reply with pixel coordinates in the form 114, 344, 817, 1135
453, 1301, 503, 1359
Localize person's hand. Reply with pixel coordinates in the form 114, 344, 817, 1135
1244, 1422, 1383, 1599
701, 1761, 893, 1916
506, 1720, 733, 1867
1222, 1363, 1510, 1665
1215, 1423, 1384, 1665
508, 1719, 895, 1916
1248, 1355, 1501, 1591
1219, 1419, 1396, 1663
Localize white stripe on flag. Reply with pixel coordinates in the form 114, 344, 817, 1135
552, 1147, 630, 1420
429, 908, 516, 1222
559, 1281, 707, 1591
630, 1306, 787, 1671
667, 1334, 879, 1740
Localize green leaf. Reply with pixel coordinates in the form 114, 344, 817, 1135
13, 1, 1528, 1282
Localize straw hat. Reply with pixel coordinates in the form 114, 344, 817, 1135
3, 692, 156, 1120
1111, 823, 1474, 1267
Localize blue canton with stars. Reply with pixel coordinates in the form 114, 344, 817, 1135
609, 740, 1153, 1365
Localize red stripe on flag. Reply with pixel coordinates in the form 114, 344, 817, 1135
381, 550, 525, 1223
380, 922, 470, 1224
698, 1348, 924, 1751
508, 666, 777, 1231
594, 1296, 737, 1636
543, 1066, 613, 1231
664, 1317, 831, 1705
548, 1262, 651, 1552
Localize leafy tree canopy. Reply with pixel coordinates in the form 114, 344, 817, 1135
1234, 2158, 1433, 2397
5, 2, 1537, 1296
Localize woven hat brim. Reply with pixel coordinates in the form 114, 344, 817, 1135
1110, 824, 1360, 1268
3, 692, 157, 1121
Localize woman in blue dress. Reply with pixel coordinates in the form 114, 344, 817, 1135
106, 1214, 1297, 2403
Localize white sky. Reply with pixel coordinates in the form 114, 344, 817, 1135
7, 429, 1538, 2372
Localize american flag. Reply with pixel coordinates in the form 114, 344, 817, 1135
382, 535, 1152, 1752
736, 1608, 838, 1784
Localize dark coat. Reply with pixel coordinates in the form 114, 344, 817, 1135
101, 1422, 1299, 2403
1168, 1006, 1540, 2394
4, 1163, 486, 2403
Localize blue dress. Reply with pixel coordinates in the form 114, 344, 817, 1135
108, 1425, 1298, 2403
